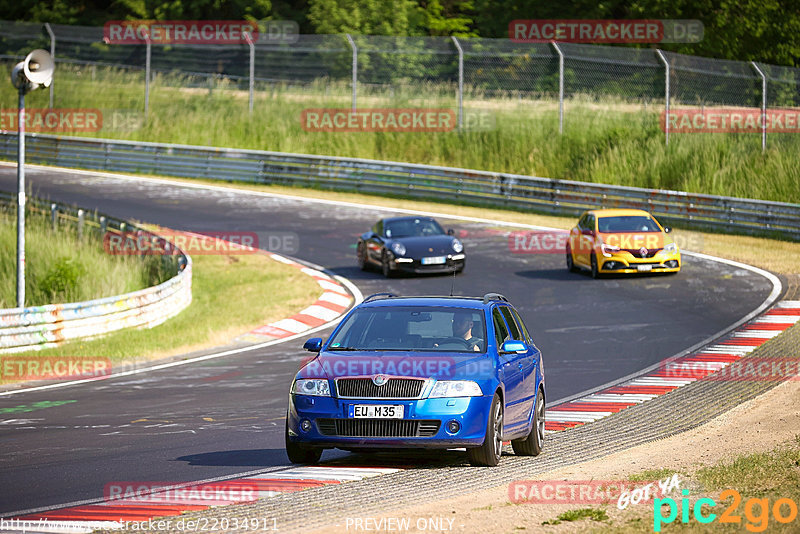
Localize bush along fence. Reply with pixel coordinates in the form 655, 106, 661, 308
0, 190, 192, 353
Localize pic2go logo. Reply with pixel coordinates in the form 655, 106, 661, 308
654, 489, 798, 532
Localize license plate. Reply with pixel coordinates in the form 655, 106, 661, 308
349, 405, 404, 419
637, 264, 653, 272
421, 256, 446, 265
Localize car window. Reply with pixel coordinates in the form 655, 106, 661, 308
510, 308, 532, 344
597, 216, 661, 233
499, 307, 522, 341
372, 220, 383, 236
384, 218, 445, 238
492, 308, 510, 347
577, 214, 588, 230
586, 214, 595, 232
327, 306, 486, 353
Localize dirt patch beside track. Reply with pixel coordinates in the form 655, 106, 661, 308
315, 378, 800, 533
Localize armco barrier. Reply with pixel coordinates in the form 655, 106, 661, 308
1, 133, 799, 240
0, 191, 192, 353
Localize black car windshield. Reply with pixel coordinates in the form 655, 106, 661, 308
385, 218, 445, 238
598, 216, 661, 233
328, 306, 486, 353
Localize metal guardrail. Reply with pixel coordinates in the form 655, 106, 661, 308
1, 133, 799, 240
0, 190, 192, 353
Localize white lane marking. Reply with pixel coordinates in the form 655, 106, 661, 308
318, 292, 352, 308
753, 315, 800, 324
732, 330, 783, 338
579, 394, 658, 403
270, 318, 313, 333
302, 267, 331, 279
776, 301, 800, 308
627, 378, 696, 387
545, 411, 612, 422
299, 305, 342, 322
318, 280, 349, 294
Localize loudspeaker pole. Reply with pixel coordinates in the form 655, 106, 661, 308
16, 85, 26, 308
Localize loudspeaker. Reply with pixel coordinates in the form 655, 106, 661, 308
11, 49, 54, 92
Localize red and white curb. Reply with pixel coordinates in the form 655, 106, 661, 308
236, 254, 353, 343
3, 467, 399, 533
544, 300, 800, 432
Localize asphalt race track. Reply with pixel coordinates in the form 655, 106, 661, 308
0, 165, 776, 515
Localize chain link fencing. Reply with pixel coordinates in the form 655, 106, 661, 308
1, 20, 799, 149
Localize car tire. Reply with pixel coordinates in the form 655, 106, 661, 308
357, 242, 368, 271
468, 393, 503, 467
381, 251, 394, 278
566, 245, 577, 272
590, 253, 600, 279
285, 420, 322, 464
511, 388, 544, 456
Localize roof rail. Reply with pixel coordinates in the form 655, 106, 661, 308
482, 293, 509, 304
363, 292, 398, 303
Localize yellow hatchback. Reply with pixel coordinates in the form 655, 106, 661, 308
566, 209, 681, 278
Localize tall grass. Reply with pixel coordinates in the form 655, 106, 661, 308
0, 204, 170, 308
2, 62, 798, 203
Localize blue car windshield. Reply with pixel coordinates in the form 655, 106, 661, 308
598, 216, 661, 233
328, 306, 486, 353
385, 219, 445, 238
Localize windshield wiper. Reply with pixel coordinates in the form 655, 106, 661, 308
327, 346, 360, 351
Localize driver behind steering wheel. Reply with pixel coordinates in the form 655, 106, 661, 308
453, 312, 481, 352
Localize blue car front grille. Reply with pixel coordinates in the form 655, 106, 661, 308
317, 418, 440, 437
336, 377, 425, 399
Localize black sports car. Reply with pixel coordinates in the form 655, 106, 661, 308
357, 216, 466, 277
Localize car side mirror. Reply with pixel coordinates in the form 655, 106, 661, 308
501, 340, 527, 354
447, 228, 455, 236
581, 229, 593, 236
663, 227, 672, 233
303, 337, 323, 352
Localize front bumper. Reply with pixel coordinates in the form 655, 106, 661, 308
287, 394, 491, 449
599, 252, 681, 273
389, 254, 465, 274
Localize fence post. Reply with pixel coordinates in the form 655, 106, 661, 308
77, 209, 84, 240
451, 36, 464, 131
144, 34, 151, 115
51, 203, 57, 230
551, 41, 564, 134
44, 23, 55, 108
750, 61, 767, 152
245, 30, 255, 114
345, 34, 357, 111
655, 49, 670, 146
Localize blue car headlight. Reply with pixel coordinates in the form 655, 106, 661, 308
293, 379, 331, 396
452, 239, 464, 254
391, 242, 406, 256
429, 380, 482, 398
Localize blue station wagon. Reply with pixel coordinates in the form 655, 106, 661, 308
285, 293, 545, 467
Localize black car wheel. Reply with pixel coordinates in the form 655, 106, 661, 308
357, 242, 368, 271
590, 253, 599, 279
468, 393, 503, 467
511, 388, 544, 456
381, 251, 394, 278
566, 245, 577, 272
285, 419, 322, 464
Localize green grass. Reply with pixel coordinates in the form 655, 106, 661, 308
628, 469, 680, 483
0, 204, 169, 308
3, 62, 799, 204
542, 507, 609, 525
